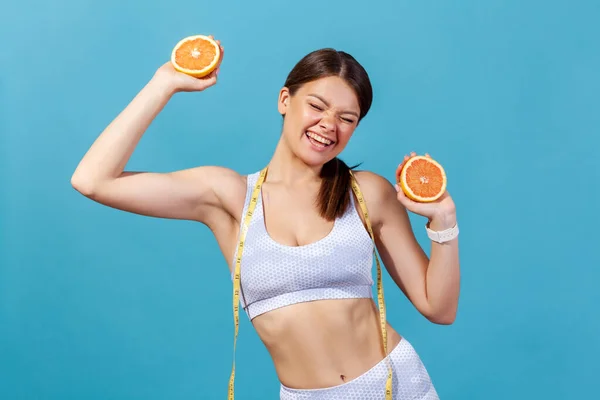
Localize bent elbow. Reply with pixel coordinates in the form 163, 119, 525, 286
71, 172, 98, 197
426, 309, 457, 325
431, 314, 456, 325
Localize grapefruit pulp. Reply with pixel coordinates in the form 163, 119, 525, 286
171, 35, 220, 78
397, 155, 447, 203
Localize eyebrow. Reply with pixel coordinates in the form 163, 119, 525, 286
308, 94, 360, 118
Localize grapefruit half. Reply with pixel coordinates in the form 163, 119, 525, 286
171, 35, 221, 78
397, 155, 447, 203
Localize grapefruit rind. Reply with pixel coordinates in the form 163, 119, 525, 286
170, 35, 221, 78
398, 156, 447, 203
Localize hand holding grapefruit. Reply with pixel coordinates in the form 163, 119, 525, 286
154, 35, 224, 93
396, 153, 447, 203
171, 34, 222, 78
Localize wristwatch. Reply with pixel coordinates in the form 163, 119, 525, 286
426, 221, 459, 243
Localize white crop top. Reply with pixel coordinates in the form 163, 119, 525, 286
230, 171, 375, 320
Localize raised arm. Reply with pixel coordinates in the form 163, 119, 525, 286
353, 170, 460, 325
71, 44, 243, 227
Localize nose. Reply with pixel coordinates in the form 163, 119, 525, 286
318, 112, 336, 132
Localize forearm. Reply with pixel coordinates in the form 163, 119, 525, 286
71, 75, 174, 189
425, 213, 461, 324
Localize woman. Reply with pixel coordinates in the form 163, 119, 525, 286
71, 37, 460, 399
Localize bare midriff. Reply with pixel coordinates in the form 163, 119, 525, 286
251, 297, 402, 389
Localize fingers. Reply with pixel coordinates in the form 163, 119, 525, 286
213, 38, 224, 77
204, 70, 218, 82
208, 34, 225, 68
206, 75, 218, 88
189, 76, 217, 92
395, 152, 413, 177
217, 43, 224, 66
397, 152, 432, 169
203, 36, 224, 84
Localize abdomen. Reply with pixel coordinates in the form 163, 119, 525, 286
252, 297, 402, 390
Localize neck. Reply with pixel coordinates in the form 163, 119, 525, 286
265, 136, 323, 186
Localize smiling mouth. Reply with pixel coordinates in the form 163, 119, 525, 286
305, 131, 334, 147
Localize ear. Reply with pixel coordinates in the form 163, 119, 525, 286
278, 87, 290, 116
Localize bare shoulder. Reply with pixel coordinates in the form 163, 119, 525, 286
351, 170, 402, 228
352, 170, 395, 195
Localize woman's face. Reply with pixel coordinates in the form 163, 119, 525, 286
278, 76, 361, 167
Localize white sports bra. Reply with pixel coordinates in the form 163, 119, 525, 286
230, 171, 375, 320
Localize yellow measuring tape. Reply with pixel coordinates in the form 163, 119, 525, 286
228, 167, 392, 400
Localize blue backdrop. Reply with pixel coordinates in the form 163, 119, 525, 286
1, 0, 598, 398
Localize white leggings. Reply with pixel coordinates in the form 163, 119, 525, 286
279, 338, 439, 400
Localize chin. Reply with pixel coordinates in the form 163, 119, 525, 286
297, 144, 338, 167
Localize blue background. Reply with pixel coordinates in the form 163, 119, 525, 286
1, 0, 599, 398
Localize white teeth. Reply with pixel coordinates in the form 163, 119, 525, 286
306, 132, 333, 145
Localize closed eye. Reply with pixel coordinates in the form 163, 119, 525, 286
309, 101, 356, 123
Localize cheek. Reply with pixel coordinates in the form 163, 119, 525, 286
302, 108, 323, 125
336, 126, 355, 145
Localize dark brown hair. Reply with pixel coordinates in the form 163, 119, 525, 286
283, 48, 373, 221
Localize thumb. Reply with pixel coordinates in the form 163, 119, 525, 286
204, 75, 218, 88
395, 183, 424, 213
395, 183, 411, 205
204, 68, 220, 85
193, 74, 217, 91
